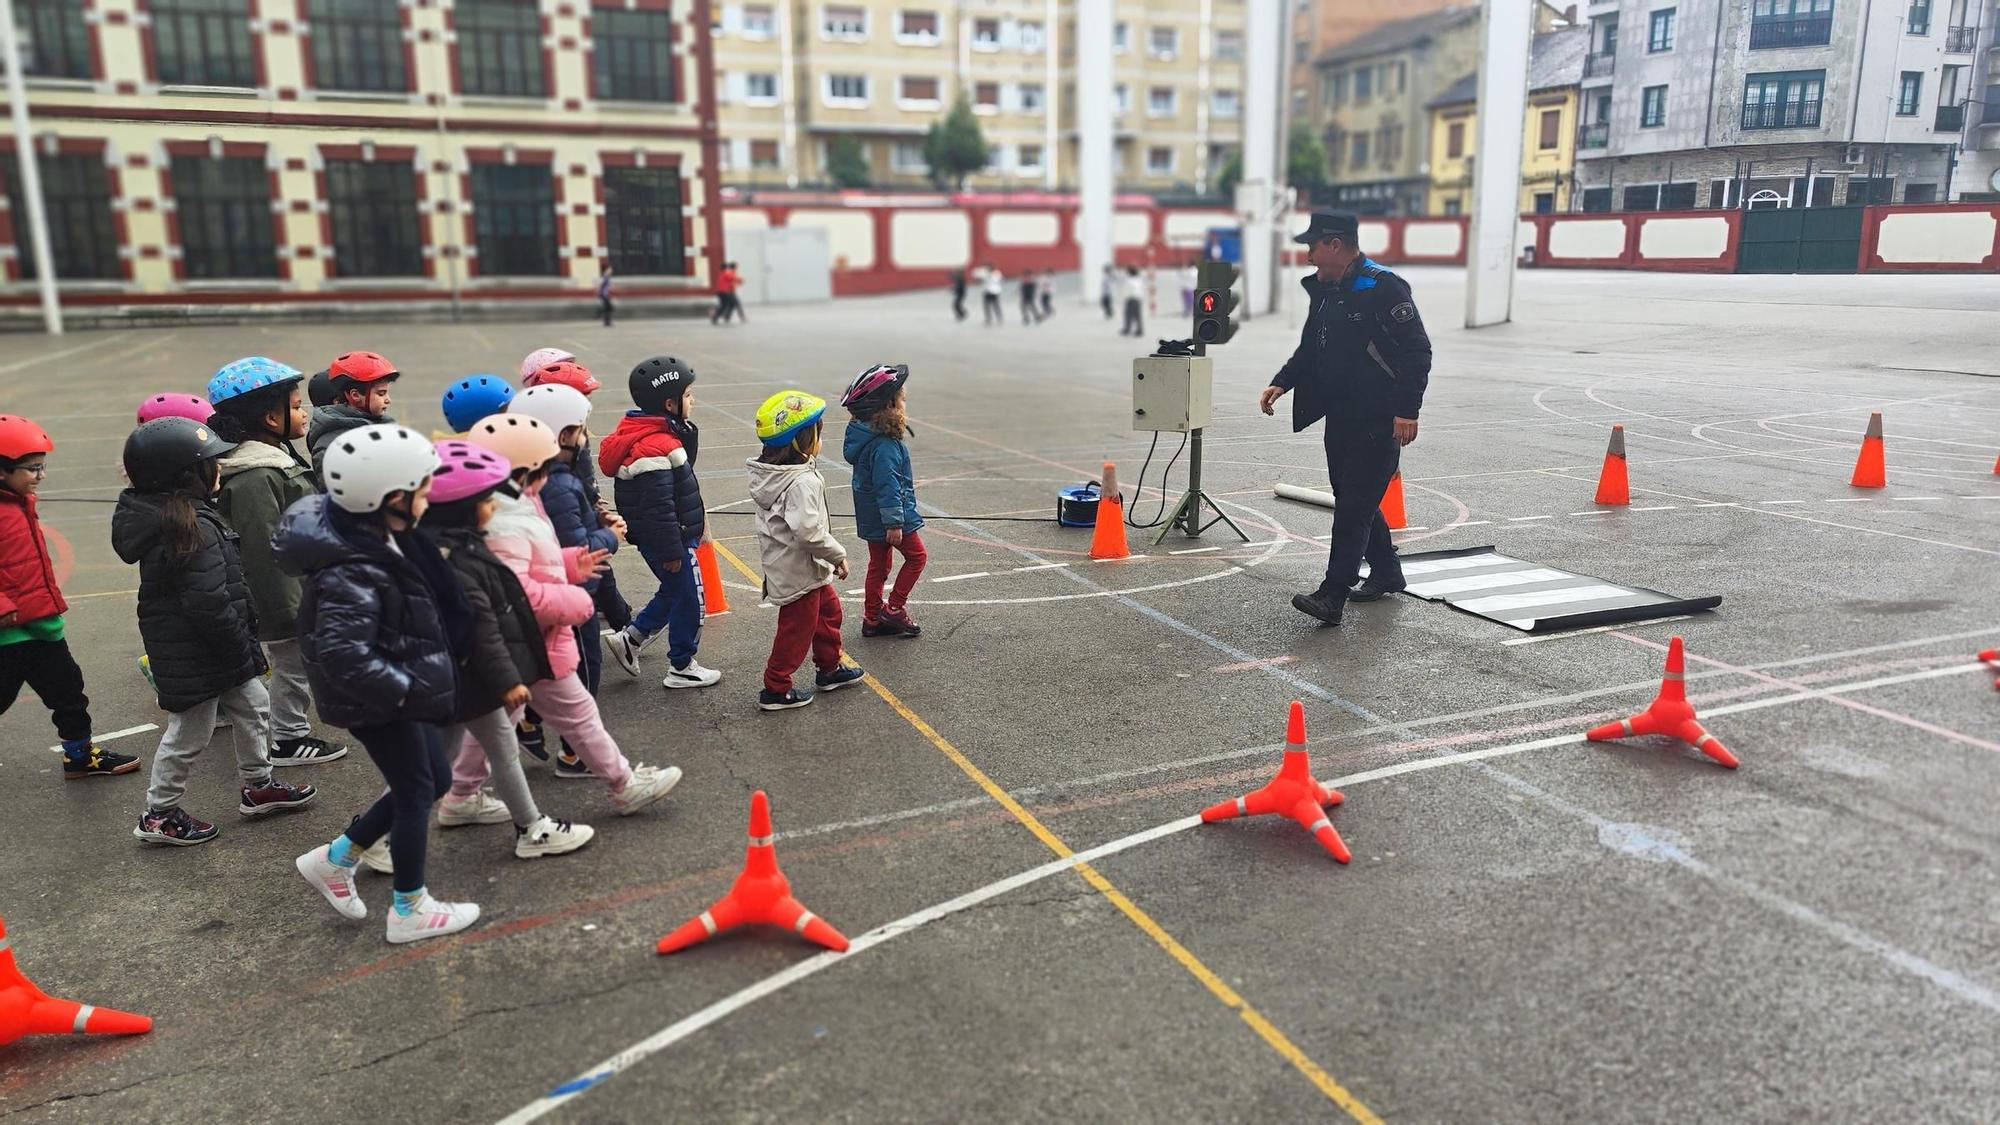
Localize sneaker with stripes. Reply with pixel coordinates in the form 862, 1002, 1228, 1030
295, 844, 366, 920
384, 893, 481, 945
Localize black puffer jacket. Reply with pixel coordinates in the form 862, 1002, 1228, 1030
431, 525, 553, 721
306, 404, 379, 477
111, 490, 267, 712
272, 494, 460, 728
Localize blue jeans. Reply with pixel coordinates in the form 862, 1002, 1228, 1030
632, 542, 704, 669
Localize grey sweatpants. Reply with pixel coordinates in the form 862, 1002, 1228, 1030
264, 638, 313, 741
145, 676, 274, 811
443, 706, 542, 827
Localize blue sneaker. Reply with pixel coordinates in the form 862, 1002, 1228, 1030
814, 665, 866, 692
758, 687, 815, 712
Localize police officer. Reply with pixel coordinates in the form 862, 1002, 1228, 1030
1259, 211, 1432, 626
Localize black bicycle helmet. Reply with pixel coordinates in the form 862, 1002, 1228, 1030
123, 417, 235, 491
629, 355, 697, 414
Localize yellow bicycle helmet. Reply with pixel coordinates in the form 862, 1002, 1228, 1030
754, 390, 826, 449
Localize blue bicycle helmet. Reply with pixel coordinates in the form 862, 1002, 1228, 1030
441, 374, 516, 433
207, 356, 304, 407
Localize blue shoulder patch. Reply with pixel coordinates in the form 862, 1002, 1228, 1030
1350, 258, 1390, 292
1353, 275, 1377, 291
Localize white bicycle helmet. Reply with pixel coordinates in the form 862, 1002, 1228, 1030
508, 383, 592, 434
465, 412, 560, 472
322, 423, 440, 513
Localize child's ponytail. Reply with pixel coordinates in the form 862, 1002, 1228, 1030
157, 465, 213, 563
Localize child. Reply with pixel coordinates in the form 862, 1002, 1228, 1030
307, 350, 399, 474
840, 364, 926, 638
465, 412, 682, 812
421, 440, 593, 858
208, 356, 347, 766
0, 415, 137, 779
747, 391, 863, 711
137, 393, 213, 425
518, 347, 576, 384
439, 374, 514, 437
280, 423, 478, 942
113, 417, 316, 845
307, 369, 335, 409
600, 356, 720, 689
598, 262, 615, 328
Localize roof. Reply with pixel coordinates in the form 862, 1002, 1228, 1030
1430, 72, 1478, 109
1316, 5, 1480, 67
1423, 26, 1589, 110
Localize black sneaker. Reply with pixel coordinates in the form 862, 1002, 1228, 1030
758, 687, 815, 711
1291, 591, 1345, 626
552, 749, 593, 780
270, 735, 349, 766
814, 665, 866, 692
1349, 577, 1407, 603
516, 715, 548, 761
134, 807, 218, 846
63, 744, 141, 780
861, 610, 921, 638
240, 777, 318, 817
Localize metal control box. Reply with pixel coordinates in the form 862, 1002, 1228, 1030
1131, 355, 1212, 433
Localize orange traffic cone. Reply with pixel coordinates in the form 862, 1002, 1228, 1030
1979, 648, 1998, 690
1593, 425, 1630, 505
694, 540, 730, 616
1586, 636, 1738, 768
657, 791, 851, 955
1991, 453, 1998, 476
1089, 462, 1131, 561
1199, 701, 1350, 862
0, 915, 152, 1047
1850, 412, 1886, 488
1379, 472, 1407, 529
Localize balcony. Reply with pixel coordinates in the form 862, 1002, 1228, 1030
1935, 103, 1965, 131
1583, 52, 1616, 78
1748, 13, 1833, 49
1578, 122, 1610, 148
1944, 25, 1977, 51
1741, 99, 1823, 129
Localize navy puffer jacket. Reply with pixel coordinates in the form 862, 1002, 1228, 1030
598, 412, 704, 558
111, 490, 267, 712
540, 459, 618, 593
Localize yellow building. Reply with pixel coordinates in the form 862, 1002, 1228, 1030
0, 0, 720, 318
1425, 26, 1586, 215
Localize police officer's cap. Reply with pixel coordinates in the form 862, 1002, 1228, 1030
1293, 211, 1360, 245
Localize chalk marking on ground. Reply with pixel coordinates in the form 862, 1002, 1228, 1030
1892, 496, 1943, 501
1171, 545, 1224, 555
1499, 616, 1693, 647
1508, 515, 1552, 522
930, 571, 990, 584
1011, 561, 1071, 572
1824, 498, 1869, 503
1630, 505, 1678, 512
1568, 510, 1612, 516
1761, 500, 1806, 505
1213, 656, 1297, 674
46, 723, 158, 753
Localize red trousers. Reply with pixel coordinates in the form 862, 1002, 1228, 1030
865, 531, 928, 621
766, 584, 844, 693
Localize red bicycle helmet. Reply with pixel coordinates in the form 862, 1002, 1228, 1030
530, 360, 602, 396
328, 350, 399, 385
0, 414, 53, 461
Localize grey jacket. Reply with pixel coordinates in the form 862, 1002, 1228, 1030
746, 457, 847, 607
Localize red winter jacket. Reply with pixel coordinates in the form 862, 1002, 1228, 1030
0, 488, 67, 625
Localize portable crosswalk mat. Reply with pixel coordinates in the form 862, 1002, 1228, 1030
1381, 546, 1721, 633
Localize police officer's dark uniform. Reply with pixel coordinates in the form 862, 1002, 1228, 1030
1269, 211, 1433, 625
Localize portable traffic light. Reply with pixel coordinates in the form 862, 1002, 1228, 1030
1193, 261, 1239, 346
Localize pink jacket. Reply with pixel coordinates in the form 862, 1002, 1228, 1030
484, 489, 594, 681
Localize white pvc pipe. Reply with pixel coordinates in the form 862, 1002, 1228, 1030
1274, 482, 1337, 510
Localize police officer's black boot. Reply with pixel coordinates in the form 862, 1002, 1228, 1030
1291, 589, 1345, 626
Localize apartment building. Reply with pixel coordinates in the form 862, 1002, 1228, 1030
1574, 0, 1995, 209
710, 0, 1245, 193
1287, 0, 1458, 122
0, 0, 721, 311
1426, 25, 1588, 215
1307, 6, 1482, 213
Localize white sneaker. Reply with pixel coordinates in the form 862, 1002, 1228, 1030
515, 816, 596, 859
295, 844, 366, 920
606, 628, 643, 677
437, 790, 511, 827
662, 660, 722, 689
384, 893, 481, 944
611, 764, 683, 816
359, 839, 394, 875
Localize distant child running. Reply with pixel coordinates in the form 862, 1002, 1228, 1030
601, 356, 721, 690
0, 414, 137, 780
114, 417, 316, 845
307, 350, 399, 474
840, 365, 926, 638
747, 391, 864, 711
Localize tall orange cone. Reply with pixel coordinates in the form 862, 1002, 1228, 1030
1978, 648, 1998, 690
1990, 453, 1998, 476
1593, 425, 1630, 505
1200, 701, 1350, 862
694, 540, 730, 615
1850, 412, 1886, 488
1378, 472, 1407, 529
1586, 636, 1738, 768
0, 915, 152, 1047
1088, 461, 1131, 560
657, 791, 851, 955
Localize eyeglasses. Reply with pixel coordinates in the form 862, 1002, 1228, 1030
15, 464, 47, 476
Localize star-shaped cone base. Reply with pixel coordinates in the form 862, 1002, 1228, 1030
1200, 701, 1350, 863
1586, 636, 1739, 769
657, 791, 851, 956
0, 916, 152, 1047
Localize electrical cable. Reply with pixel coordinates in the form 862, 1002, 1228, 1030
1124, 430, 1187, 530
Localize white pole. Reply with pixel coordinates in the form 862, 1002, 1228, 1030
1464, 0, 1531, 328
1077, 0, 1113, 301
1239, 0, 1281, 316
0, 0, 61, 336
1044, 0, 1058, 190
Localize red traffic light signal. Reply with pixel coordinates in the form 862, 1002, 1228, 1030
1192, 260, 1239, 345
1198, 291, 1220, 314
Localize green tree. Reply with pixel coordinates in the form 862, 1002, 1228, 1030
1214, 149, 1243, 198
1209, 125, 1327, 200
922, 96, 991, 189
826, 134, 871, 188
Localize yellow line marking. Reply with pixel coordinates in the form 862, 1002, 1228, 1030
710, 539, 1380, 1122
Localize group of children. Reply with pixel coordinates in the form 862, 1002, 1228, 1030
0, 342, 928, 944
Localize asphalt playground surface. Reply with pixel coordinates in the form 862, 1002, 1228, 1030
2, 267, 1998, 1123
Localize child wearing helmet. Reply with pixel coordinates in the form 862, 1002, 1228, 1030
465, 412, 683, 814
417, 439, 594, 859
0, 415, 139, 780
208, 357, 347, 768
439, 374, 515, 437
600, 356, 720, 689
747, 390, 864, 711
518, 347, 577, 384
841, 364, 926, 639
114, 417, 317, 846
307, 350, 400, 475
278, 423, 480, 943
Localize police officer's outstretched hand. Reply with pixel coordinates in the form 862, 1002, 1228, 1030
1258, 386, 1287, 416
1394, 416, 1418, 446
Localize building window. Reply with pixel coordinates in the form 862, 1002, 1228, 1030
1294, 40, 1307, 63
742, 3, 774, 36
1113, 83, 1130, 113
152, 0, 255, 87
1623, 184, 1663, 211
602, 164, 685, 276
0, 154, 118, 279
1904, 182, 1936, 202
1446, 120, 1466, 158
323, 159, 422, 277
974, 81, 999, 110
1147, 85, 1176, 116
1149, 26, 1178, 58
469, 162, 557, 276
594, 7, 674, 102
1019, 83, 1044, 111
890, 140, 927, 172
1112, 21, 1128, 52
1661, 182, 1697, 209
16, 0, 92, 79
1019, 20, 1043, 51
1349, 133, 1368, 167
170, 154, 276, 279
973, 17, 999, 48
1211, 89, 1239, 118
1216, 30, 1243, 61
1146, 145, 1174, 173
1354, 67, 1372, 101
1749, 0, 1834, 49
1394, 61, 1406, 93
1443, 198, 1461, 215
1905, 0, 1929, 34
1648, 8, 1675, 51
307, 0, 406, 92
1017, 143, 1044, 171
457, 0, 544, 98
1896, 71, 1922, 114
1741, 70, 1825, 128
1640, 84, 1667, 127
1581, 186, 1613, 212
822, 4, 866, 38
899, 75, 939, 104
1538, 107, 1561, 149
749, 140, 780, 168
744, 72, 778, 101
897, 9, 937, 41
825, 73, 868, 103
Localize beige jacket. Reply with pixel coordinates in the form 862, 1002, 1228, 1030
746, 457, 847, 606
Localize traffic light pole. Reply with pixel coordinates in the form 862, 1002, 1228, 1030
1152, 423, 1247, 546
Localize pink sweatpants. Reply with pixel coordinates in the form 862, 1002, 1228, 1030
452, 672, 635, 794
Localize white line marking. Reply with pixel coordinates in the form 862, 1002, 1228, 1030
1630, 505, 1678, 512
1824, 498, 1869, 503
1694, 502, 1737, 508
1761, 500, 1806, 506
1391, 525, 1430, 532
1312, 533, 1334, 540
1568, 510, 1613, 516
1962, 495, 2000, 501
1892, 496, 1942, 501
1169, 545, 1223, 555
1011, 562, 1071, 572
1508, 515, 1552, 522
48, 723, 158, 753
1457, 520, 1492, 527
1500, 615, 1694, 646
930, 571, 990, 584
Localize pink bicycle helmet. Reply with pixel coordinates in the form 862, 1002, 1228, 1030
136, 393, 215, 425
428, 439, 514, 504
840, 363, 909, 410
519, 347, 578, 384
